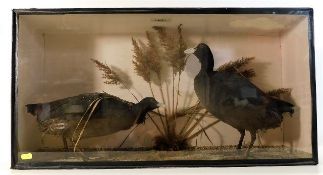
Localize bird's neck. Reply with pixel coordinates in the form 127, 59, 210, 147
200, 58, 214, 73
133, 104, 150, 124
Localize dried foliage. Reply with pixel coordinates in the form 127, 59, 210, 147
132, 24, 187, 85
240, 69, 256, 78
91, 27, 290, 151
110, 66, 133, 89
91, 25, 221, 151
266, 88, 292, 98
132, 38, 152, 83
145, 31, 163, 76
154, 134, 189, 151
175, 102, 203, 118
92, 59, 138, 101
153, 24, 187, 74
131, 25, 216, 149
217, 57, 256, 79
91, 59, 123, 86
217, 57, 255, 72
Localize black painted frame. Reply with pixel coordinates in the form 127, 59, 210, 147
11, 8, 318, 169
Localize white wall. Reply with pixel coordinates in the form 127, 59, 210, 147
281, 17, 312, 153
17, 18, 44, 151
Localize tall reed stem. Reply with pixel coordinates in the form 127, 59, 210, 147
175, 72, 182, 117
148, 115, 164, 136
186, 120, 220, 141
126, 88, 139, 102
183, 114, 206, 138
172, 70, 175, 117
158, 85, 169, 134
166, 82, 171, 116
179, 107, 204, 136
149, 82, 167, 134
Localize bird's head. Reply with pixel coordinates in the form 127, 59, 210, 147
140, 97, 161, 110
136, 97, 162, 124
185, 43, 214, 72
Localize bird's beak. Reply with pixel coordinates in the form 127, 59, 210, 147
156, 103, 165, 108
184, 47, 196, 54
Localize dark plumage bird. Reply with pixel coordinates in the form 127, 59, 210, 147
186, 43, 294, 155
26, 92, 160, 150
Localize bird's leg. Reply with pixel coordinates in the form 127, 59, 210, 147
237, 129, 245, 149
62, 134, 69, 151
245, 130, 256, 157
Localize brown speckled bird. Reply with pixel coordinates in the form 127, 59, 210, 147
26, 92, 160, 150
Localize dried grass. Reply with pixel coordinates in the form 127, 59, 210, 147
217, 57, 255, 72
91, 25, 218, 150
266, 88, 292, 97
91, 59, 123, 85
153, 24, 187, 74
216, 57, 256, 79
132, 38, 152, 83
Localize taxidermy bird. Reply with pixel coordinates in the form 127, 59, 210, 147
185, 43, 294, 156
26, 92, 160, 150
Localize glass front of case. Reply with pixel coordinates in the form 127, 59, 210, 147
12, 8, 317, 168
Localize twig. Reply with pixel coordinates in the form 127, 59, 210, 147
182, 114, 207, 138
175, 72, 182, 116
148, 115, 164, 137
126, 88, 139, 102
182, 85, 190, 108
149, 82, 166, 134
158, 85, 167, 112
197, 122, 214, 145
159, 85, 169, 133
172, 70, 175, 117
165, 82, 171, 116
149, 111, 165, 117
156, 75, 169, 134
184, 93, 196, 110
179, 104, 204, 136
73, 98, 102, 152
118, 125, 139, 148
71, 98, 101, 142
186, 120, 220, 141
132, 87, 143, 99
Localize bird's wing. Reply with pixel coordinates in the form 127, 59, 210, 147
211, 71, 269, 107
47, 93, 103, 118
90, 97, 134, 119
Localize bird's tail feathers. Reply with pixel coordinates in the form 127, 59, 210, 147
26, 103, 42, 116
272, 98, 294, 115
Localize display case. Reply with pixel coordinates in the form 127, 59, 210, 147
11, 8, 317, 169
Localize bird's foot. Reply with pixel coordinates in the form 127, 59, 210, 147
236, 144, 242, 150
244, 149, 251, 159
73, 148, 89, 162
236, 146, 245, 158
